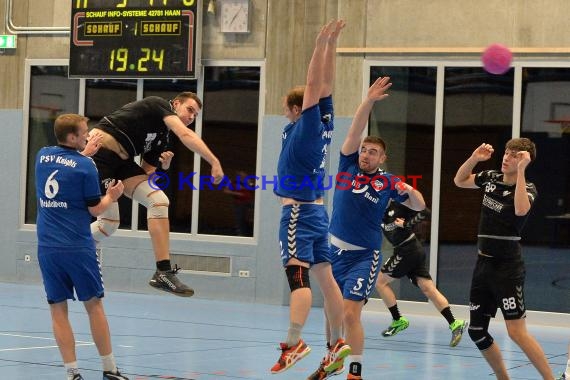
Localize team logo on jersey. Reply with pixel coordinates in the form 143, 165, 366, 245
484, 183, 496, 193
144, 133, 157, 153
102, 178, 115, 190
502, 190, 511, 196
482, 194, 503, 213
388, 209, 395, 217
372, 179, 384, 190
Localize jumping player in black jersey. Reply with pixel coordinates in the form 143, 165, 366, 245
89, 92, 224, 297
375, 200, 467, 347
454, 138, 554, 380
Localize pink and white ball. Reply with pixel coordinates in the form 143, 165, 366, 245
481, 43, 513, 75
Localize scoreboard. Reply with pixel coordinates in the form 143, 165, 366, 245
69, 0, 199, 78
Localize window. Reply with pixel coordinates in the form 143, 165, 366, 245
25, 64, 80, 224
24, 62, 262, 241
141, 79, 198, 234
84, 79, 137, 230
369, 66, 437, 302
198, 66, 260, 236
519, 67, 570, 313
437, 67, 514, 304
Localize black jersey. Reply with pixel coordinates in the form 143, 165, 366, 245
97, 96, 175, 166
474, 170, 537, 259
381, 201, 431, 246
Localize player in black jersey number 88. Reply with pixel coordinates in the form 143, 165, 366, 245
454, 138, 555, 380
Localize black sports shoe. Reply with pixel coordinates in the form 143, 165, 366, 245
72, 374, 84, 380
103, 369, 129, 380
149, 265, 195, 297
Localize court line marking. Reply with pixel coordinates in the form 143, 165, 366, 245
0, 332, 94, 351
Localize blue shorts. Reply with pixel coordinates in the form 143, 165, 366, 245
331, 244, 382, 301
278, 204, 330, 266
38, 246, 104, 304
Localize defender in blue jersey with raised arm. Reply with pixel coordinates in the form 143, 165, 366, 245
270, 20, 351, 376
309, 77, 425, 380
35, 114, 128, 380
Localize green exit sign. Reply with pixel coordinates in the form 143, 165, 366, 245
0, 35, 17, 49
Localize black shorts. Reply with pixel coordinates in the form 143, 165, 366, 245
469, 255, 526, 320
91, 148, 146, 192
380, 238, 432, 287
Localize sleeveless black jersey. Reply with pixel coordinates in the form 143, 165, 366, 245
474, 170, 538, 259
381, 201, 431, 246
97, 96, 175, 166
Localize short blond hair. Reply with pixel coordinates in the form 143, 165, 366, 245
54, 114, 89, 143
284, 86, 305, 109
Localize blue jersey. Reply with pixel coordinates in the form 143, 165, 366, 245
274, 96, 334, 201
35, 146, 101, 248
329, 152, 408, 249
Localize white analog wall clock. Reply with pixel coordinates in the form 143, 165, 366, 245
220, 0, 251, 33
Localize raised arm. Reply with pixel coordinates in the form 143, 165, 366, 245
341, 76, 392, 155
302, 20, 344, 111
164, 115, 224, 184
514, 150, 532, 216
321, 20, 345, 98
454, 143, 494, 188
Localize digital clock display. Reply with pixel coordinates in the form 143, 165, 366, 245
69, 0, 198, 78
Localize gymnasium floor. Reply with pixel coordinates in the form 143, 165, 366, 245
0, 282, 567, 380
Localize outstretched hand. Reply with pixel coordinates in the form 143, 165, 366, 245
471, 143, 494, 162
316, 19, 345, 46
367, 76, 392, 102
106, 179, 124, 202
328, 19, 346, 43
82, 130, 103, 157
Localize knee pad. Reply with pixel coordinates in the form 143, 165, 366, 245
133, 180, 170, 219
90, 202, 120, 243
285, 265, 311, 292
468, 325, 494, 351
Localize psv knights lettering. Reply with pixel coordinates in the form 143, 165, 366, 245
39, 155, 77, 168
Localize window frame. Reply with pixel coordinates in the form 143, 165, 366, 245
364, 58, 570, 287
21, 59, 265, 245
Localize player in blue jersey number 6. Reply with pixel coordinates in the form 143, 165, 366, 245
35, 114, 128, 380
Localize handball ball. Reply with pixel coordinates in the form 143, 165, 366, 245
481, 43, 512, 75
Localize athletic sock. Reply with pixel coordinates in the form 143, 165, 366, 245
565, 358, 570, 377
156, 260, 171, 271
101, 352, 118, 373
285, 322, 303, 347
65, 362, 79, 380
347, 356, 362, 375
388, 304, 402, 320
440, 306, 455, 325
330, 326, 342, 344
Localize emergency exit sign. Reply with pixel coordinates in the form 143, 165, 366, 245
0, 35, 17, 49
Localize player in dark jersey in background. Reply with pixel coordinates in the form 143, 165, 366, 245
35, 114, 128, 380
270, 20, 350, 375
375, 201, 467, 346
89, 92, 224, 297
454, 139, 554, 380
